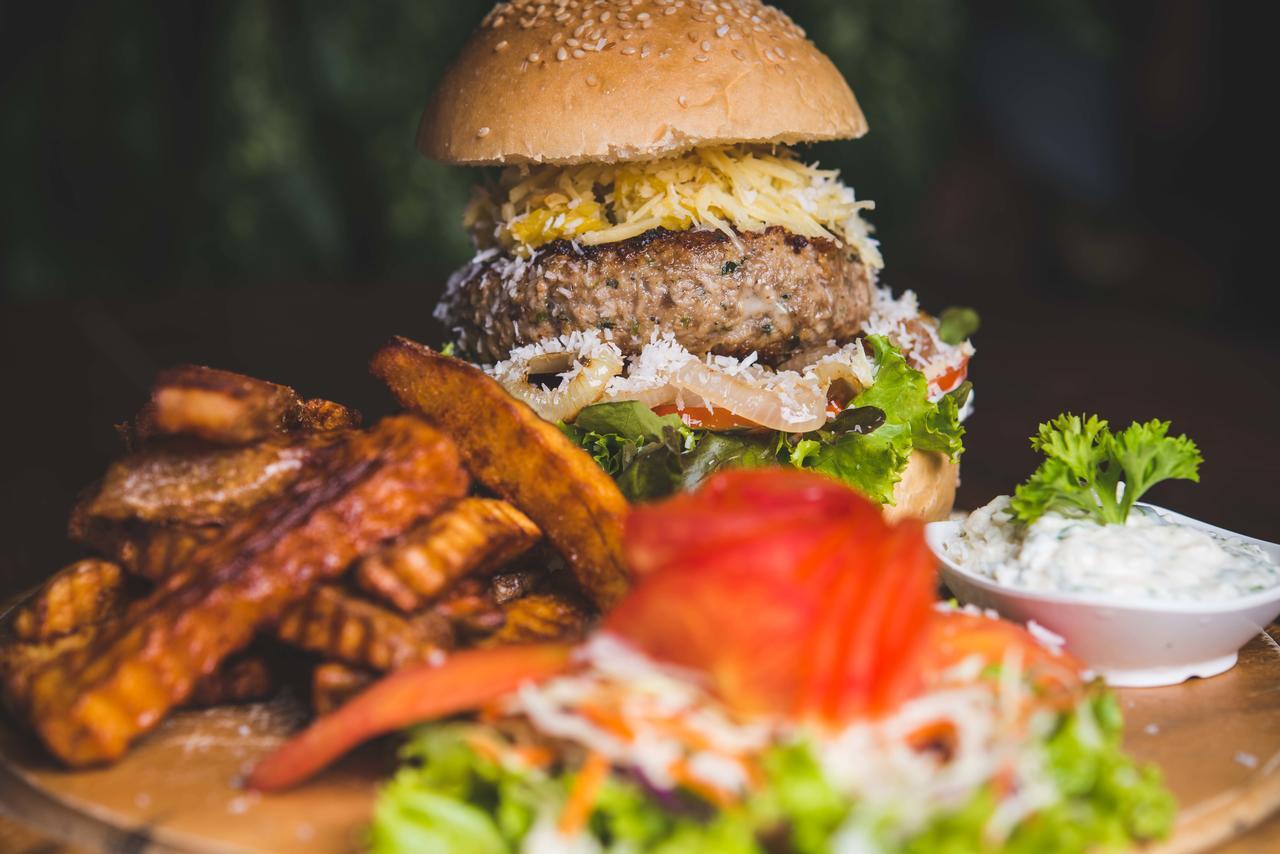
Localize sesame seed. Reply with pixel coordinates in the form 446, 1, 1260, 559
567, 37, 580, 47
586, 73, 599, 85
701, 40, 711, 51
775, 46, 787, 58
641, 44, 652, 57
715, 25, 729, 37
664, 5, 677, 14
636, 11, 651, 20
595, 37, 607, 50
692, 14, 707, 22
476, 127, 490, 138
493, 15, 506, 28
715, 14, 725, 24
528, 51, 541, 62
678, 95, 689, 107
556, 46, 569, 60
599, 10, 611, 22
495, 39, 510, 52
694, 54, 709, 62
622, 45, 637, 54
573, 48, 586, 58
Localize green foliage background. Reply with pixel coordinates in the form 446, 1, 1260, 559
0, 1, 1098, 300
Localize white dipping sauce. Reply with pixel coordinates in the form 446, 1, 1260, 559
944, 496, 1279, 601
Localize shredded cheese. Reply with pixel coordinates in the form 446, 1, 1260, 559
465, 144, 881, 267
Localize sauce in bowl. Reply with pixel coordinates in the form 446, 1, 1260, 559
942, 496, 1279, 602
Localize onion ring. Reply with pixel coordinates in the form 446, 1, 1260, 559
494, 341, 623, 423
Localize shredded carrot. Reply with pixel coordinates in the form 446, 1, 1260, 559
513, 744, 555, 769
559, 752, 610, 836
579, 702, 635, 740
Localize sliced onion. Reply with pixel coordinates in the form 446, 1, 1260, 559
809, 343, 875, 404
500, 348, 623, 423
668, 361, 827, 432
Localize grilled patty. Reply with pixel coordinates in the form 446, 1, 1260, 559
437, 226, 875, 365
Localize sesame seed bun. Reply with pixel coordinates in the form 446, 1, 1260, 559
419, 0, 868, 166
883, 451, 959, 523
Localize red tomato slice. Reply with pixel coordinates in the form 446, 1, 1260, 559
247, 643, 573, 791
650, 404, 764, 431
610, 469, 936, 724
930, 356, 969, 395
920, 610, 1084, 704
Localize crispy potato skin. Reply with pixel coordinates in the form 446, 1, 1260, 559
12, 559, 125, 642
482, 593, 593, 646
150, 365, 300, 445
128, 364, 362, 446
311, 661, 374, 716
26, 416, 467, 766
276, 585, 454, 672
81, 434, 344, 526
356, 497, 541, 613
186, 656, 276, 708
371, 337, 630, 609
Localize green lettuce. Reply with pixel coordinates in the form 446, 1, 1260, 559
559, 336, 968, 505
370, 695, 1173, 853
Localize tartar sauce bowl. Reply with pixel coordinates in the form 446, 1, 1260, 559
926, 506, 1280, 688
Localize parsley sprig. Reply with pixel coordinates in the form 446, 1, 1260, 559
1010, 414, 1202, 525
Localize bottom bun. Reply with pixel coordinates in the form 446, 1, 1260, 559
882, 451, 959, 524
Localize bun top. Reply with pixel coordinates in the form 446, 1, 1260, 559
419, 0, 867, 165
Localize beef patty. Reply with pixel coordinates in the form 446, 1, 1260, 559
436, 226, 875, 365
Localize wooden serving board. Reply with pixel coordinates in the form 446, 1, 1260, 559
4, 629, 1280, 853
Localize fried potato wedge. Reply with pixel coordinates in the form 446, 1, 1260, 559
150, 364, 301, 445
24, 415, 467, 766
371, 337, 630, 609
432, 577, 506, 639
356, 497, 541, 613
12, 559, 125, 642
482, 593, 593, 646
276, 585, 454, 672
118, 364, 363, 447
81, 433, 343, 526
1, 628, 97, 716
186, 656, 276, 708
71, 518, 225, 582
311, 661, 374, 716
293, 398, 362, 433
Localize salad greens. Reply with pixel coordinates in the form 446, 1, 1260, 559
370, 695, 1173, 853
560, 336, 969, 505
937, 306, 982, 346
1010, 414, 1202, 526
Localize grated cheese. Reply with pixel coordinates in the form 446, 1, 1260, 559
465, 145, 881, 267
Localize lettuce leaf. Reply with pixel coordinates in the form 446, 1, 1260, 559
371, 696, 1173, 852
561, 337, 968, 505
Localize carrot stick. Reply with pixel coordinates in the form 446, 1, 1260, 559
559, 752, 610, 836
248, 643, 573, 791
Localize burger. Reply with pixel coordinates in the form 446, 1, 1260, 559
419, 0, 976, 520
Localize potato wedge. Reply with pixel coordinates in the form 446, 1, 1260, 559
12, 559, 125, 642
370, 337, 630, 609
276, 585, 454, 672
356, 497, 541, 613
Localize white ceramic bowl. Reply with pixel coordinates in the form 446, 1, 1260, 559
926, 506, 1280, 688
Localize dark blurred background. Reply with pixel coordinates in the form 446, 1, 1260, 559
2, 1, 1275, 592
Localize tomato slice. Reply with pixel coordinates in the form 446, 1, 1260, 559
930, 356, 969, 396
247, 643, 573, 791
650, 403, 764, 431
609, 469, 936, 724
920, 610, 1084, 704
